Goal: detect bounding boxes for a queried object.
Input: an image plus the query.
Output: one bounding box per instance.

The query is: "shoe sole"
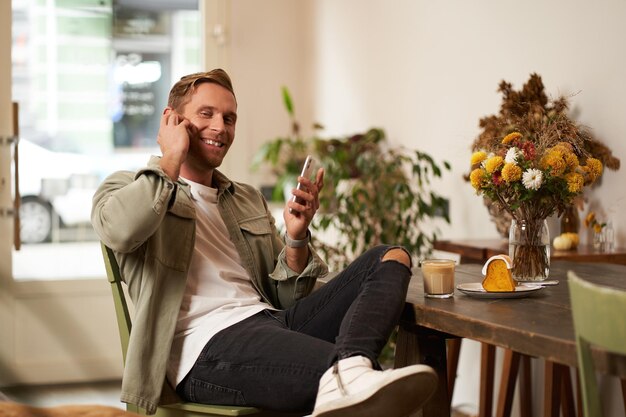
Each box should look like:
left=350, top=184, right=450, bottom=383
left=312, top=365, right=438, bottom=417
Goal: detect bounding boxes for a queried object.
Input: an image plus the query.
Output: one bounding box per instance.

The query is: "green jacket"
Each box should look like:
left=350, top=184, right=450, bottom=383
left=91, top=156, right=328, bottom=414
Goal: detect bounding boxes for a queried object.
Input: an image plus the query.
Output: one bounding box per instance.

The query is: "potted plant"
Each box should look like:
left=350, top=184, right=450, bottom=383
left=252, top=87, right=323, bottom=202
left=314, top=129, right=451, bottom=270
left=254, top=88, right=452, bottom=270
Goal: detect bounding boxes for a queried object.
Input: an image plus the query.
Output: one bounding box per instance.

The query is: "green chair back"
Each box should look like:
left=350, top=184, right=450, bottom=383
left=568, top=271, right=626, bottom=417
left=101, top=243, right=263, bottom=417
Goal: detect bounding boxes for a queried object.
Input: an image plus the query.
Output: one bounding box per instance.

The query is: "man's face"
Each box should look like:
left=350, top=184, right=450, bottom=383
left=181, top=82, right=237, bottom=171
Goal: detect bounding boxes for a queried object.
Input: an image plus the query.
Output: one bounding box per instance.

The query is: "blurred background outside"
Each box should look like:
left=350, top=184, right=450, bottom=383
left=11, top=0, right=201, bottom=279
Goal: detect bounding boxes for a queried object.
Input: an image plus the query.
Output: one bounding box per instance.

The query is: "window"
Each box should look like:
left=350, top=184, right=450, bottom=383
left=12, top=0, right=200, bottom=279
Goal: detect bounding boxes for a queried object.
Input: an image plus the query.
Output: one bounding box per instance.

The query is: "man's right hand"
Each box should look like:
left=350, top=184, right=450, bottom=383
left=158, top=107, right=194, bottom=181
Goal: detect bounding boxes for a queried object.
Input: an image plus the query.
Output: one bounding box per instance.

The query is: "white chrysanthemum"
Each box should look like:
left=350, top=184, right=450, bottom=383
left=505, top=147, right=521, bottom=164
left=522, top=168, right=543, bottom=190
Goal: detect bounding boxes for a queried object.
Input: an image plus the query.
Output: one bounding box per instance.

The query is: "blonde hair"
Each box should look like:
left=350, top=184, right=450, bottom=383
left=167, top=68, right=236, bottom=111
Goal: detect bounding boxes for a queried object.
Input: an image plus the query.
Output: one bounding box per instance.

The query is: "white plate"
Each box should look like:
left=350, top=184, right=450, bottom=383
left=456, top=282, right=545, bottom=299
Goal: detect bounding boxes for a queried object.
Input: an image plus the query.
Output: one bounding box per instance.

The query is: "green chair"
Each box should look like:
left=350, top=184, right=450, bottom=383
left=568, top=271, right=626, bottom=417
left=101, top=243, right=301, bottom=417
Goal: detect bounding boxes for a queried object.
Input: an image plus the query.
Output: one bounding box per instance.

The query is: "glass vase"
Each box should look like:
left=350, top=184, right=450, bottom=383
left=508, top=218, right=550, bottom=282
left=593, top=229, right=606, bottom=252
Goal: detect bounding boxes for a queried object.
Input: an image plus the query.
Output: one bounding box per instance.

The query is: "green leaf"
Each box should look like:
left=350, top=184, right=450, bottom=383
left=281, top=86, right=294, bottom=116
left=254, top=86, right=455, bottom=268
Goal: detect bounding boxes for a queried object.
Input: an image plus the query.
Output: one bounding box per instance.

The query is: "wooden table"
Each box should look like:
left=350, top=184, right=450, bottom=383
left=395, top=261, right=626, bottom=417
left=434, top=238, right=626, bottom=265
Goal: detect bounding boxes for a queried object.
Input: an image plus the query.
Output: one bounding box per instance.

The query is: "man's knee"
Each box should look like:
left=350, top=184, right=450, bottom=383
left=381, top=247, right=411, bottom=269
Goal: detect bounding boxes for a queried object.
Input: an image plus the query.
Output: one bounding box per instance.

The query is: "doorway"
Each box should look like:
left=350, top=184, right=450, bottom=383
left=0, top=0, right=223, bottom=387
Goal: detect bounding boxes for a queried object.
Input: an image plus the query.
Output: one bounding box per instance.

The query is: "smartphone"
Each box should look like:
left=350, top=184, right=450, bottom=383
left=289, top=155, right=316, bottom=214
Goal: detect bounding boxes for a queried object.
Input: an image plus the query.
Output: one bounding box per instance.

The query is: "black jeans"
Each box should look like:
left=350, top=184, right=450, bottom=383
left=176, top=245, right=412, bottom=413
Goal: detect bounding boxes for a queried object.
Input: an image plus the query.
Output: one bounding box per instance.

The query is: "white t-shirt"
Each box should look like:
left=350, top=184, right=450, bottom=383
left=166, top=178, right=273, bottom=386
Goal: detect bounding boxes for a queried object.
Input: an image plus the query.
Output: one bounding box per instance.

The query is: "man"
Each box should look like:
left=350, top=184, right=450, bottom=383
left=92, top=69, right=436, bottom=417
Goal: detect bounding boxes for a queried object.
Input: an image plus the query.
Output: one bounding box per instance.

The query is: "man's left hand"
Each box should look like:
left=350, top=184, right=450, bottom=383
left=284, top=167, right=325, bottom=240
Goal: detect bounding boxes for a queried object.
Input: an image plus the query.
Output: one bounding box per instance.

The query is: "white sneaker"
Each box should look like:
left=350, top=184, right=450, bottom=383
left=311, top=356, right=438, bottom=417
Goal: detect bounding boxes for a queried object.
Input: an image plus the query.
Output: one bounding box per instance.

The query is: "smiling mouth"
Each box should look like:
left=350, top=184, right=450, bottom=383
left=201, top=138, right=224, bottom=148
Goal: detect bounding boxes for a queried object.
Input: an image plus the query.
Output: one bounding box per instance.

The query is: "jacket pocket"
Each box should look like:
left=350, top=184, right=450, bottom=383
left=238, top=215, right=277, bottom=301
left=148, top=215, right=194, bottom=271
left=238, top=215, right=272, bottom=236
left=239, top=215, right=274, bottom=255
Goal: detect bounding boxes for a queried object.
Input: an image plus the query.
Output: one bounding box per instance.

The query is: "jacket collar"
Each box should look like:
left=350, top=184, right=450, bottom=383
left=211, top=169, right=236, bottom=196
left=146, top=155, right=235, bottom=194
left=176, top=168, right=235, bottom=198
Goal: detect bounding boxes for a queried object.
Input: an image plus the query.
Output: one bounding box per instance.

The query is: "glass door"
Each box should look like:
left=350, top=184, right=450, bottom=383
left=12, top=0, right=201, bottom=280
left=0, top=0, right=203, bottom=386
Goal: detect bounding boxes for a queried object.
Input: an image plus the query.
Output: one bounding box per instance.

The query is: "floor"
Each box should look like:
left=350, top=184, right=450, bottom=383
left=0, top=380, right=124, bottom=409
left=0, top=380, right=474, bottom=416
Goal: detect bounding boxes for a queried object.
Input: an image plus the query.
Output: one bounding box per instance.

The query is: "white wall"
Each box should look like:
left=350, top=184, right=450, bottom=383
left=225, top=0, right=625, bottom=244
left=223, top=1, right=626, bottom=414
left=304, top=2, right=626, bottom=413
left=222, top=0, right=313, bottom=186
left=306, top=0, right=626, bottom=243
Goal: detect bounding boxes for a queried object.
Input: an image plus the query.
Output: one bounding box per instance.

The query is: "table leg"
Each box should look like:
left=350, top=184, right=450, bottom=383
left=495, top=349, right=521, bottom=417
left=479, top=343, right=496, bottom=417
left=544, top=361, right=562, bottom=417
left=395, top=323, right=420, bottom=367
left=447, top=338, right=462, bottom=403
left=395, top=323, right=450, bottom=417
left=622, top=378, right=626, bottom=415
left=519, top=355, right=532, bottom=417
left=560, top=367, right=576, bottom=417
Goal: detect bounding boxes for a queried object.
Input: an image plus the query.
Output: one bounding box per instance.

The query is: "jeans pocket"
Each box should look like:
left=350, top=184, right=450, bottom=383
left=263, top=308, right=286, bottom=326
left=188, top=377, right=246, bottom=406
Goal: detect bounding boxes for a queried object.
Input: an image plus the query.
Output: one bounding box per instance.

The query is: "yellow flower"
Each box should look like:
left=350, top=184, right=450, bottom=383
left=470, top=168, right=487, bottom=190
left=564, top=172, right=584, bottom=193
left=501, top=163, right=522, bottom=183
left=554, top=142, right=573, bottom=153
left=585, top=158, right=603, bottom=183
left=579, top=165, right=591, bottom=184
left=471, top=151, right=488, bottom=166
left=501, top=132, right=522, bottom=144
left=585, top=210, right=606, bottom=233
left=484, top=156, right=504, bottom=174
left=540, top=150, right=566, bottom=176
left=584, top=212, right=596, bottom=228
left=564, top=152, right=579, bottom=171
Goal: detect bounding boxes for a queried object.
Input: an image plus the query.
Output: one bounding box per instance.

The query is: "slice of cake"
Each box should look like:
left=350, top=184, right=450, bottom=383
left=481, top=254, right=516, bottom=292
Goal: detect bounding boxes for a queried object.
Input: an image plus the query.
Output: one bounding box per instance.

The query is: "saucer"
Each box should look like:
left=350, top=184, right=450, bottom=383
left=456, top=282, right=544, bottom=299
